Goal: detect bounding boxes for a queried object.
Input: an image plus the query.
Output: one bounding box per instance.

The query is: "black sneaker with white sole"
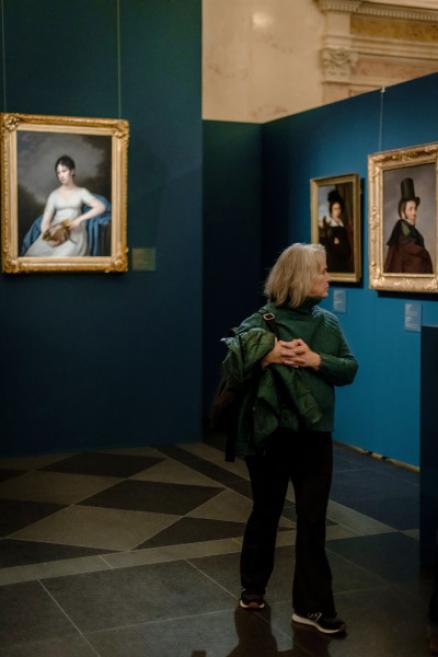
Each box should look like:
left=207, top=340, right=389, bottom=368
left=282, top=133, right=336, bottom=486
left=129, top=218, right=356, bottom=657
left=239, top=590, right=265, bottom=610
left=291, top=611, right=346, bottom=635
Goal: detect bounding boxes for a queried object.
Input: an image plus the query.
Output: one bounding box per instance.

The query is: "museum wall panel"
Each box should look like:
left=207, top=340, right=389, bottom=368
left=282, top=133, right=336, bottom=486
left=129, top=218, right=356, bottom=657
left=0, top=0, right=203, bottom=454
left=203, top=121, right=263, bottom=415
left=263, top=72, right=438, bottom=466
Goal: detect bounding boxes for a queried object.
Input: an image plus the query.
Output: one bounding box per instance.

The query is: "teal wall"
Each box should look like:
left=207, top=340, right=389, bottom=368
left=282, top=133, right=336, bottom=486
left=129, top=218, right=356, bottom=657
left=203, top=74, right=438, bottom=467
left=263, top=73, right=438, bottom=467
left=203, top=121, right=262, bottom=413
left=0, top=0, right=202, bottom=454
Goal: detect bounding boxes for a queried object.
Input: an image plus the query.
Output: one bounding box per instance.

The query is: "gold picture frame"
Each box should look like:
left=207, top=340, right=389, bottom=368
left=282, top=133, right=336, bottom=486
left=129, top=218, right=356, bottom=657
left=311, top=173, right=361, bottom=283
left=368, top=142, right=438, bottom=292
left=1, top=112, right=129, bottom=273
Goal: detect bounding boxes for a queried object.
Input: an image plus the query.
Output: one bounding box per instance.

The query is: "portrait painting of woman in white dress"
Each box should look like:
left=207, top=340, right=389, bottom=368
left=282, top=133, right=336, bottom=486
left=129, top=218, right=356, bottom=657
left=24, top=155, right=107, bottom=257
left=1, top=112, right=128, bottom=273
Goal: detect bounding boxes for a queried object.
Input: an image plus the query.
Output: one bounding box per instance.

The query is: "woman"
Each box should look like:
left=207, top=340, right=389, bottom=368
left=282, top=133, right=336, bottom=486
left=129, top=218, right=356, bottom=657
left=319, top=190, right=353, bottom=273
left=384, top=177, right=433, bottom=274
left=222, top=243, right=358, bottom=635
left=24, top=155, right=105, bottom=257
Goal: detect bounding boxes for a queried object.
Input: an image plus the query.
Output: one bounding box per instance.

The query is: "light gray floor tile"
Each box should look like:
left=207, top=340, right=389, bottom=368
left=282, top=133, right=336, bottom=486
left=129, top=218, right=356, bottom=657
left=131, top=457, right=221, bottom=487
left=103, top=537, right=242, bottom=569
left=326, top=524, right=357, bottom=541
left=4, top=634, right=98, bottom=657
left=180, top=442, right=230, bottom=462
left=188, top=488, right=254, bottom=523
left=403, top=528, right=420, bottom=541
left=0, top=471, right=121, bottom=505
left=270, top=587, right=427, bottom=657
left=326, top=499, right=395, bottom=536
left=11, top=506, right=180, bottom=551
left=0, top=581, right=79, bottom=648
left=43, top=561, right=236, bottom=632
left=86, top=607, right=306, bottom=657
left=0, top=555, right=110, bottom=586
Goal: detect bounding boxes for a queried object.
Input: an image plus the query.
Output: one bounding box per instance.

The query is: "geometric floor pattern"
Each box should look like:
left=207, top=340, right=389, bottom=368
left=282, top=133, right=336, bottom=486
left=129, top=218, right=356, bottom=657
left=0, top=435, right=429, bottom=656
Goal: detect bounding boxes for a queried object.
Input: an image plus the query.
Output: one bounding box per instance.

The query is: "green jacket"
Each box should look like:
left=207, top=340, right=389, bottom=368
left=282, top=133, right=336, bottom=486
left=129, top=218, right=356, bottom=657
left=222, top=300, right=358, bottom=456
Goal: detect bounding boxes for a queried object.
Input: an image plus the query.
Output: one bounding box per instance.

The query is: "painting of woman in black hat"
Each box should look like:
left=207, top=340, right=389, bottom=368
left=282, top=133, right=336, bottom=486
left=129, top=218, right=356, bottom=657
left=384, top=177, right=433, bottom=274
left=319, top=189, right=354, bottom=273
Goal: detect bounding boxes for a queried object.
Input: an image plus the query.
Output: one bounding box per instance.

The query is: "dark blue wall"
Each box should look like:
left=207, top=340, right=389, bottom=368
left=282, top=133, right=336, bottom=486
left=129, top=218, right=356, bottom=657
left=0, top=0, right=202, bottom=454
left=203, top=121, right=262, bottom=414
left=263, top=73, right=438, bottom=466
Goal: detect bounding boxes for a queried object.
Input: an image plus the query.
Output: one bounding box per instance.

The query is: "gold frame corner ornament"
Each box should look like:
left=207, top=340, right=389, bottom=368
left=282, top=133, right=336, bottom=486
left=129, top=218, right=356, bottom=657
left=368, top=142, right=438, bottom=293
left=0, top=112, right=129, bottom=274
left=310, top=172, right=361, bottom=283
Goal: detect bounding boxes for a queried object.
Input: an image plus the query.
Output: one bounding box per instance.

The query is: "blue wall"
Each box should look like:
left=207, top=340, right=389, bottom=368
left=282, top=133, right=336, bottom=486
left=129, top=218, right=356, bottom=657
left=263, top=73, right=438, bottom=466
left=203, top=121, right=262, bottom=414
left=0, top=0, right=202, bottom=454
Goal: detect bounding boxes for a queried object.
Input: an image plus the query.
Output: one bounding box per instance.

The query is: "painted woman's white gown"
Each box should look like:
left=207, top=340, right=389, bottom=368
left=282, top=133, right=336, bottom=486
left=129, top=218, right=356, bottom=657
left=25, top=187, right=97, bottom=257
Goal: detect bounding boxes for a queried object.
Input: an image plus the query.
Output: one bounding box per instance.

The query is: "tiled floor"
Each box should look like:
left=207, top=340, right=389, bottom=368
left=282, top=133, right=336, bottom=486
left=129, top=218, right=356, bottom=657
left=0, top=435, right=429, bottom=656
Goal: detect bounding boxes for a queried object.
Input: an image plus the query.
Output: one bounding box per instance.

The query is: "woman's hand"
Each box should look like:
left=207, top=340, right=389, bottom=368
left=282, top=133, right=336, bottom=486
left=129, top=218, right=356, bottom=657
left=262, top=339, right=300, bottom=368
left=285, top=339, right=321, bottom=369
left=261, top=338, right=321, bottom=370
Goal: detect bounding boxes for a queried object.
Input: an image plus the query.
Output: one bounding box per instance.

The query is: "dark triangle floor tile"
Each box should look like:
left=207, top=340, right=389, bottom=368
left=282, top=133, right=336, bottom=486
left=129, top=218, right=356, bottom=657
left=42, top=452, right=164, bottom=478
left=137, top=516, right=246, bottom=548
left=79, top=479, right=223, bottom=515
left=0, top=499, right=64, bottom=537
left=0, top=539, right=114, bottom=569
left=0, top=469, right=23, bottom=483
left=158, top=445, right=254, bottom=497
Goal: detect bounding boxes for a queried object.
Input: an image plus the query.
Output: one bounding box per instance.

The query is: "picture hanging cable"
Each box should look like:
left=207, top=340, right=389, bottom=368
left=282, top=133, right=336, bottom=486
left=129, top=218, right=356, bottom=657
left=1, top=0, right=7, bottom=112
left=116, top=0, right=122, bottom=118
left=378, top=86, right=386, bottom=152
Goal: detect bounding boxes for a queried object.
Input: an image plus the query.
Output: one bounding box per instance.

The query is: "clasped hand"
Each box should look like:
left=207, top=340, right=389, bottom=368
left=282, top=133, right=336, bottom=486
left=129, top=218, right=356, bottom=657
left=261, top=338, right=321, bottom=370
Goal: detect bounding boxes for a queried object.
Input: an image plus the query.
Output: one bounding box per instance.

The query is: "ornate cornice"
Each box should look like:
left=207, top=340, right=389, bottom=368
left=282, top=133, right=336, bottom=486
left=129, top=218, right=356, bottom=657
left=315, top=0, right=438, bottom=23
left=321, top=47, right=359, bottom=80
left=323, top=32, right=438, bottom=59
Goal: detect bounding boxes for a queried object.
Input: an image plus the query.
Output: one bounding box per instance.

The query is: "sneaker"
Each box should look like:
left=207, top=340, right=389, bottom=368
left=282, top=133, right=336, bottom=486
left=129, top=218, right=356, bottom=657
left=291, top=611, right=346, bottom=635
left=239, top=590, right=265, bottom=610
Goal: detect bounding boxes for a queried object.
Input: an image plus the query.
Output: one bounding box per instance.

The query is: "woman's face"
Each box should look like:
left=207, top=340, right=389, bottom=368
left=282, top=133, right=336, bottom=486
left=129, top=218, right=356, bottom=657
left=403, top=200, right=417, bottom=226
left=309, top=258, right=329, bottom=298
left=330, top=202, right=342, bottom=220
left=56, top=165, right=74, bottom=186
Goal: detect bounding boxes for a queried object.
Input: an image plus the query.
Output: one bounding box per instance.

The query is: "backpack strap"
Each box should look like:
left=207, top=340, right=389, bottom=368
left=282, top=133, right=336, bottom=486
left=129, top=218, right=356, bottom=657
left=259, top=310, right=280, bottom=339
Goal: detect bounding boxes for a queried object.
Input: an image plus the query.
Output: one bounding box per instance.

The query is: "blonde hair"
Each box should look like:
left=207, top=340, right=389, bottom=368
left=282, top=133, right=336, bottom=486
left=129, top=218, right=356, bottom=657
left=264, top=243, right=326, bottom=308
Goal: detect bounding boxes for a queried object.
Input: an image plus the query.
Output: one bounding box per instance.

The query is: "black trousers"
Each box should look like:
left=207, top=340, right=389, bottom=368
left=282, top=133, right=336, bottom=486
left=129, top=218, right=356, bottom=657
left=240, top=428, right=336, bottom=616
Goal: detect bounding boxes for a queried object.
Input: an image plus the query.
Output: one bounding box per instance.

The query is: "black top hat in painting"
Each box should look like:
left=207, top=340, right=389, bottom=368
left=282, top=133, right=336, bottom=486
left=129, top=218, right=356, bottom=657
left=398, top=177, right=420, bottom=218
left=400, top=177, right=420, bottom=206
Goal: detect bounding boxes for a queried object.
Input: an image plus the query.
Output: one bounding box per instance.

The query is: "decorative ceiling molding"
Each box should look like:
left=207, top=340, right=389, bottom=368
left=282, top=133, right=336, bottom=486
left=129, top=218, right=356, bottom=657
left=315, top=0, right=438, bottom=22
left=323, top=33, right=438, bottom=60
left=321, top=48, right=359, bottom=80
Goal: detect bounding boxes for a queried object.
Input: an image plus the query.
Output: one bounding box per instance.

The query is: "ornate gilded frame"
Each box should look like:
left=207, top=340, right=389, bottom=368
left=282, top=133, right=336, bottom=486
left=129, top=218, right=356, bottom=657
left=310, top=173, right=361, bottom=283
left=1, top=112, right=129, bottom=273
left=369, top=143, right=438, bottom=293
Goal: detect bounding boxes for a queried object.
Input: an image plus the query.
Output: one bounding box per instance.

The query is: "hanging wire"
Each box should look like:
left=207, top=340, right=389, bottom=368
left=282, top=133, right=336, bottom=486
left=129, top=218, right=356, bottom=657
left=116, top=0, right=122, bottom=117
left=378, top=86, right=386, bottom=151
left=1, top=0, right=7, bottom=111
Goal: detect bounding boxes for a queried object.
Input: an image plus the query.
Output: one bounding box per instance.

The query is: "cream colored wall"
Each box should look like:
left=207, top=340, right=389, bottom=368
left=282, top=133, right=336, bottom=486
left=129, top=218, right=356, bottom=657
left=202, top=0, right=325, bottom=123
left=203, top=0, right=438, bottom=124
